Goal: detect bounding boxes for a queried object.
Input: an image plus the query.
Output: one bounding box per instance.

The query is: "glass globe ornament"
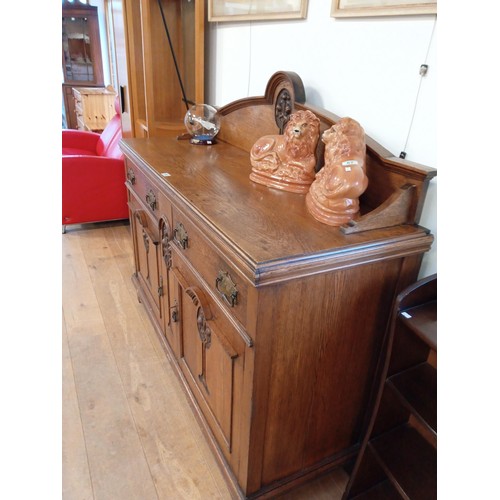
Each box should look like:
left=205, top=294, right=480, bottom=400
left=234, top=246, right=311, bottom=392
left=184, top=104, right=221, bottom=145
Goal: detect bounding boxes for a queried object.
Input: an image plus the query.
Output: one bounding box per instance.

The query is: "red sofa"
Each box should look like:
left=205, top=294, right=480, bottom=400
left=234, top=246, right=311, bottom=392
left=62, top=97, right=129, bottom=232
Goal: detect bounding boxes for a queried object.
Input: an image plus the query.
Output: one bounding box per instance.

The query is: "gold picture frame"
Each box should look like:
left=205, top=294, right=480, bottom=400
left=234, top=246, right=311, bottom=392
left=331, top=0, right=436, bottom=18
left=208, top=0, right=308, bottom=22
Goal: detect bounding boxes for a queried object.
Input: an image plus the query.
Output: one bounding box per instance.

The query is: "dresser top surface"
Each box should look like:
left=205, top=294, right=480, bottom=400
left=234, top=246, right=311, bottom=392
left=121, top=136, right=431, bottom=271
left=73, top=87, right=115, bottom=95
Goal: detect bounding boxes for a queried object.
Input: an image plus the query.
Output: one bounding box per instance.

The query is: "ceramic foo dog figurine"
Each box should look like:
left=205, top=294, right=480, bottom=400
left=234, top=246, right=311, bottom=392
left=249, top=110, right=321, bottom=194
left=306, top=117, right=368, bottom=226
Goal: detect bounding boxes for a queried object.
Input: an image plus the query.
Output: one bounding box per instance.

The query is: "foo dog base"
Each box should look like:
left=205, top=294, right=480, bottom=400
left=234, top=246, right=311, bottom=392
left=249, top=170, right=313, bottom=194
left=305, top=191, right=361, bottom=226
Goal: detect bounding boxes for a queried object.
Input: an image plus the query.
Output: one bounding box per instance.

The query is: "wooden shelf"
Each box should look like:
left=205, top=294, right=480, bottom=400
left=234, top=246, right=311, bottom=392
left=387, top=362, right=436, bottom=437
left=110, top=0, right=204, bottom=138
left=369, top=424, right=436, bottom=500
left=342, top=274, right=437, bottom=500
left=399, top=301, right=436, bottom=350
left=351, top=480, right=401, bottom=500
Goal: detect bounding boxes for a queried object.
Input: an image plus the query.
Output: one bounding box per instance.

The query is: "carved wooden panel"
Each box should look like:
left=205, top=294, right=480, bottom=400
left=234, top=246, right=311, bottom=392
left=174, top=260, right=242, bottom=456
left=129, top=199, right=161, bottom=316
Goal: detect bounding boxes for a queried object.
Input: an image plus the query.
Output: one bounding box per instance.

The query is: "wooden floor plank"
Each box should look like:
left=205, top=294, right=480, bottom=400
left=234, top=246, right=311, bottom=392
left=62, top=222, right=349, bottom=499
left=62, top=312, right=94, bottom=500
left=77, top=225, right=233, bottom=499
left=107, top=224, right=176, bottom=363
left=107, top=224, right=237, bottom=498
left=62, top=228, right=159, bottom=500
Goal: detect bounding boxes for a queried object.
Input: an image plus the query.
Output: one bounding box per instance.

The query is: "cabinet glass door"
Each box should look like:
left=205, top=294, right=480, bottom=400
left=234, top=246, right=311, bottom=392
left=62, top=1, right=103, bottom=86
left=62, top=15, right=95, bottom=82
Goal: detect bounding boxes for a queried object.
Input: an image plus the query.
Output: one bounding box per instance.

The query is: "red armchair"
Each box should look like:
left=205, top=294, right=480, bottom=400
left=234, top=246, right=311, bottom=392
left=62, top=97, right=129, bottom=232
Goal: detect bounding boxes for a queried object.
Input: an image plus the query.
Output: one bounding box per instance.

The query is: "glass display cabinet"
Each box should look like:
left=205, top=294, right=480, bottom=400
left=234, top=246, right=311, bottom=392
left=62, top=0, right=104, bottom=86
left=62, top=0, right=105, bottom=129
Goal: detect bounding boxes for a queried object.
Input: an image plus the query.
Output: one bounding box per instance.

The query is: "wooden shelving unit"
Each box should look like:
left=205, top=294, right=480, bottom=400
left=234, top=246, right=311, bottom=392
left=343, top=274, right=437, bottom=500
left=109, top=0, right=204, bottom=138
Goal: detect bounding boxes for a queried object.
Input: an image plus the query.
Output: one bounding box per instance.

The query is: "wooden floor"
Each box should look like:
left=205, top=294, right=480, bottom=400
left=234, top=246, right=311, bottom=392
left=62, top=221, right=349, bottom=500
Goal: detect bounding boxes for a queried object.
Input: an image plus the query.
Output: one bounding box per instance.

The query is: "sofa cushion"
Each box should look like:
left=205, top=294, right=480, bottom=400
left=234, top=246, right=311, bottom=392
left=62, top=147, right=96, bottom=156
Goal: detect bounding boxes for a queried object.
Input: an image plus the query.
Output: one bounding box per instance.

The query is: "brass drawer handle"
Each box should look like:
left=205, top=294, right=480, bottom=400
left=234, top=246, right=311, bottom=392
left=215, top=271, right=238, bottom=307
left=173, top=222, right=188, bottom=249
left=145, top=189, right=157, bottom=211
left=127, top=167, right=136, bottom=185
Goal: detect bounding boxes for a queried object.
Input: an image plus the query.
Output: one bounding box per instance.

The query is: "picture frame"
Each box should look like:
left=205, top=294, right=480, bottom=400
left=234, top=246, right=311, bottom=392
left=331, top=0, right=436, bottom=18
left=208, top=0, right=308, bottom=22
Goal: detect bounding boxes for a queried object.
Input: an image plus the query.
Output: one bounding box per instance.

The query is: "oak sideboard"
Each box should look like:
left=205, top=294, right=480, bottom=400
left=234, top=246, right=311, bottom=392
left=120, top=72, right=436, bottom=499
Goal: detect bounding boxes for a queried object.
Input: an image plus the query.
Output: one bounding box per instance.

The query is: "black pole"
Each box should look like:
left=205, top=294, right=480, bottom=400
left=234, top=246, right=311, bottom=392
left=157, top=0, right=191, bottom=111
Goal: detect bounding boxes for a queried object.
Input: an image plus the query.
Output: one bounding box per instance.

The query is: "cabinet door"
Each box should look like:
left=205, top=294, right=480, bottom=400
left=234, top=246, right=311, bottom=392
left=129, top=199, right=161, bottom=321
left=62, top=4, right=104, bottom=86
left=170, top=259, right=246, bottom=458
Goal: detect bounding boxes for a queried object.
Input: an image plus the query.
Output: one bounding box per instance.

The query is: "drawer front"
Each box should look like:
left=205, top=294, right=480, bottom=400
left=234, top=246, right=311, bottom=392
left=74, top=101, right=83, bottom=116
left=170, top=249, right=247, bottom=462
left=125, top=158, right=171, bottom=220
left=76, top=117, right=86, bottom=131
left=125, top=159, right=160, bottom=214
left=171, top=205, right=248, bottom=328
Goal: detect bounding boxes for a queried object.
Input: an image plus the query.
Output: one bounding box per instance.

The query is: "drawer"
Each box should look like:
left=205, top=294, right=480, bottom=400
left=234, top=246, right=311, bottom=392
left=125, top=158, right=172, bottom=223
left=171, top=205, right=248, bottom=328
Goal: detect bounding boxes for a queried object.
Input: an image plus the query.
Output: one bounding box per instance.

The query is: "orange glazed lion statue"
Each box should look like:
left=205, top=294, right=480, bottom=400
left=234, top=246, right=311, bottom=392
left=249, top=110, right=321, bottom=193
left=306, top=117, right=368, bottom=226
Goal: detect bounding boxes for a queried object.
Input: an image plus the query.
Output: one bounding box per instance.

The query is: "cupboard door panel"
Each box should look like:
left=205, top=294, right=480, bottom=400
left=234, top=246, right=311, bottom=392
left=171, top=263, right=243, bottom=455
left=129, top=200, right=161, bottom=319
left=203, top=321, right=238, bottom=450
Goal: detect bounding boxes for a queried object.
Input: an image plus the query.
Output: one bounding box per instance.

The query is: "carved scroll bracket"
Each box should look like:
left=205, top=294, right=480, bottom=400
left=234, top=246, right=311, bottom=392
left=340, top=184, right=416, bottom=234
left=185, top=288, right=212, bottom=347
left=265, top=71, right=306, bottom=134
left=275, top=89, right=292, bottom=134
left=185, top=286, right=213, bottom=395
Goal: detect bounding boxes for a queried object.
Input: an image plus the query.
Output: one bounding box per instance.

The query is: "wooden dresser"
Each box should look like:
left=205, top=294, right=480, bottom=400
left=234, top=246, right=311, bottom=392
left=120, top=72, right=436, bottom=499
left=72, top=86, right=116, bottom=133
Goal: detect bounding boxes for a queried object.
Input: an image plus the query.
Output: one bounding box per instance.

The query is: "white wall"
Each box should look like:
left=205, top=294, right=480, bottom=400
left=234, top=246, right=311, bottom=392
left=206, top=2, right=437, bottom=278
